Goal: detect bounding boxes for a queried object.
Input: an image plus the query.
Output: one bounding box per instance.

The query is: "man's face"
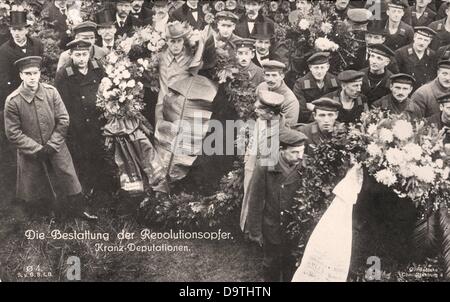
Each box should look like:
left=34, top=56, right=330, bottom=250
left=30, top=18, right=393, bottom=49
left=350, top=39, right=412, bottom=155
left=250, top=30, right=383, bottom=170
left=20, top=66, right=40, bottom=89
left=71, top=50, right=90, bottom=69
left=98, top=26, right=117, bottom=40
left=313, top=109, right=338, bottom=133
left=131, top=0, right=144, bottom=11
left=217, top=20, right=235, bottom=38
left=236, top=47, right=254, bottom=68
left=154, top=5, right=169, bottom=18
left=167, top=37, right=185, bottom=55
left=413, top=33, right=432, bottom=52
left=282, top=145, right=305, bottom=166
left=187, top=0, right=199, bottom=9
left=296, top=0, right=312, bottom=11
left=438, top=68, right=450, bottom=88
left=264, top=70, right=284, bottom=89
left=369, top=52, right=389, bottom=73
left=309, top=63, right=329, bottom=81
left=342, top=80, right=363, bottom=99
left=335, top=0, right=350, bottom=10
left=116, top=3, right=132, bottom=18
left=391, top=82, right=413, bottom=102
left=10, top=27, right=28, bottom=45
left=387, top=7, right=405, bottom=23
left=365, top=33, right=385, bottom=45
left=416, top=0, right=432, bottom=8
left=255, top=39, right=271, bottom=55
left=245, top=2, right=262, bottom=20
left=76, top=31, right=96, bottom=46
left=441, top=103, right=450, bottom=120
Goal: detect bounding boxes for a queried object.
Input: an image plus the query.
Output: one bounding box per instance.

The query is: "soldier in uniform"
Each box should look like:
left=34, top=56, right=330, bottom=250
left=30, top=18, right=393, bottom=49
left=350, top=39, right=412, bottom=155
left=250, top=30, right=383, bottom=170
left=57, top=21, right=108, bottom=70
left=235, top=0, right=275, bottom=39
left=429, top=2, right=450, bottom=50
left=426, top=92, right=450, bottom=129
left=384, top=0, right=414, bottom=51
left=324, top=70, right=369, bottom=124
left=361, top=44, right=396, bottom=105
left=298, top=97, right=343, bottom=148
left=405, top=0, right=437, bottom=27
left=256, top=60, right=300, bottom=127
left=54, top=40, right=112, bottom=199
left=395, top=26, right=438, bottom=90
left=4, top=56, right=95, bottom=220
left=114, top=0, right=144, bottom=38
left=293, top=52, right=339, bottom=123
left=372, top=73, right=422, bottom=119
left=234, top=38, right=265, bottom=87
left=95, top=9, right=117, bottom=53
left=169, top=0, right=207, bottom=30
left=412, top=58, right=450, bottom=118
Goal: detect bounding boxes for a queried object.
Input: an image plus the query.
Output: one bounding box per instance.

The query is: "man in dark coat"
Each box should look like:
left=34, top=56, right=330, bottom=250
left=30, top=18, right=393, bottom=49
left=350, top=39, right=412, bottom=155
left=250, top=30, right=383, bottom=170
left=130, top=0, right=154, bottom=24
left=427, top=92, right=450, bottom=129
left=372, top=73, right=422, bottom=119
left=54, top=40, right=112, bottom=197
left=169, top=0, right=207, bottom=30
left=114, top=0, right=144, bottom=39
left=41, top=0, right=73, bottom=49
left=384, top=0, right=414, bottom=51
left=235, top=0, right=275, bottom=39
left=251, top=20, right=289, bottom=68
left=395, top=26, right=438, bottom=90
left=429, top=2, right=450, bottom=50
left=405, top=0, right=437, bottom=27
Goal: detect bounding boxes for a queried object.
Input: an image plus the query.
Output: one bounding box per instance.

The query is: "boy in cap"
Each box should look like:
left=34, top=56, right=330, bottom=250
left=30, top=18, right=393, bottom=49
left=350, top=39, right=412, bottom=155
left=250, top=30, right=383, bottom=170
left=384, top=0, right=414, bottom=51
left=298, top=97, right=343, bottom=147
left=115, top=0, right=144, bottom=38
left=54, top=40, right=112, bottom=200
left=256, top=60, right=300, bottom=126
left=372, top=73, right=422, bottom=119
left=57, top=21, right=108, bottom=70
left=169, top=0, right=206, bottom=30
left=324, top=70, right=369, bottom=124
left=293, top=52, right=339, bottom=123
left=245, top=120, right=307, bottom=281
left=361, top=43, right=396, bottom=105
left=235, top=0, right=275, bottom=39
left=95, top=9, right=117, bottom=52
left=234, top=38, right=264, bottom=87
left=4, top=56, right=96, bottom=220
left=213, top=11, right=241, bottom=57
left=412, top=58, right=450, bottom=118
left=395, top=26, right=438, bottom=90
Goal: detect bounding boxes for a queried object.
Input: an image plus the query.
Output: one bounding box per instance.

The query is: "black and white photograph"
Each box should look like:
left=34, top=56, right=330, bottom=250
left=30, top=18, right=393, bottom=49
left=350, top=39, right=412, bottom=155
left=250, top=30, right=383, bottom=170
left=1, top=0, right=450, bottom=286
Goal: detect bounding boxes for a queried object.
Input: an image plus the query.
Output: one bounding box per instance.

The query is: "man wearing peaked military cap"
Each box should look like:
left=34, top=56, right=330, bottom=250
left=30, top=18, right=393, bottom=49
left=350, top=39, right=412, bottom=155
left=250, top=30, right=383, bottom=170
left=54, top=35, right=110, bottom=204
left=235, top=38, right=265, bottom=87
left=372, top=73, right=422, bottom=119
left=384, top=0, right=414, bottom=51
left=347, top=8, right=372, bottom=31
left=293, top=52, right=339, bottom=123
left=395, top=25, right=438, bottom=90
left=57, top=21, right=108, bottom=71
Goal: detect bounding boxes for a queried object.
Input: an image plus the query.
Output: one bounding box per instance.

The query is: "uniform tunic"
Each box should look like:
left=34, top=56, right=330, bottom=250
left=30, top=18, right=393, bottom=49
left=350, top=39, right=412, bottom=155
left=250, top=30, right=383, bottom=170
left=395, top=45, right=437, bottom=89
left=372, top=94, right=422, bottom=119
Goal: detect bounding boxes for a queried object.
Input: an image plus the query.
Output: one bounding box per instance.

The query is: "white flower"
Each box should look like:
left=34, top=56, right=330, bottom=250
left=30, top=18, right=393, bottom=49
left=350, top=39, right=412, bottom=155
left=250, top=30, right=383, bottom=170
left=320, top=22, right=333, bottom=34
left=107, top=52, right=119, bottom=64
left=156, top=39, right=166, bottom=50
left=298, top=19, right=310, bottom=30
left=436, top=159, right=444, bottom=169
left=399, top=165, right=415, bottom=178
left=375, top=169, right=397, bottom=187
left=314, top=37, right=339, bottom=52
left=101, top=77, right=113, bottom=90
left=442, top=167, right=450, bottom=179
left=392, top=120, right=414, bottom=141
left=379, top=128, right=394, bottom=143
left=403, top=143, right=423, bottom=161
left=113, top=77, right=121, bottom=85
left=385, top=147, right=406, bottom=166
left=121, top=70, right=131, bottom=79
left=367, top=123, right=378, bottom=136
left=367, top=142, right=382, bottom=157
left=414, top=165, right=435, bottom=183
left=119, top=81, right=127, bottom=90
left=127, top=80, right=136, bottom=88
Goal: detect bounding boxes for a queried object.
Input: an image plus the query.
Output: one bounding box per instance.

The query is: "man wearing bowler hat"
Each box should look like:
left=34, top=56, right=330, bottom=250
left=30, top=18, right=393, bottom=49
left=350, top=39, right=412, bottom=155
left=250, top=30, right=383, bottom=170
left=361, top=43, right=396, bottom=105
left=57, top=21, right=108, bottom=70
left=372, top=73, right=422, bottom=119
left=95, top=9, right=117, bottom=53
left=293, top=52, right=340, bottom=123
left=4, top=56, right=96, bottom=220
left=395, top=26, right=438, bottom=90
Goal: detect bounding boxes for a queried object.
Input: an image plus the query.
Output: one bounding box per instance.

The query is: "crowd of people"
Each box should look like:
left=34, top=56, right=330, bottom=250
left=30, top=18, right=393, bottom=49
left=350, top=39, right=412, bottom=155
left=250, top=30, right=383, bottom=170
left=1, top=0, right=450, bottom=282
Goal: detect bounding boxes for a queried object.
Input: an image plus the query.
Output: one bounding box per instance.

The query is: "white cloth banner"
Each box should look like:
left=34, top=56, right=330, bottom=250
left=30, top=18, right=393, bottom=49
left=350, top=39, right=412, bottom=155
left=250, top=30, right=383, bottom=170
left=292, top=165, right=363, bottom=282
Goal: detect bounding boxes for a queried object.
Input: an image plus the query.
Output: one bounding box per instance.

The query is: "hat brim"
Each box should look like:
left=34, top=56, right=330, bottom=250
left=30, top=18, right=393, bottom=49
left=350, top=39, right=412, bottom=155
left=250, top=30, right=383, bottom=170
left=10, top=23, right=29, bottom=29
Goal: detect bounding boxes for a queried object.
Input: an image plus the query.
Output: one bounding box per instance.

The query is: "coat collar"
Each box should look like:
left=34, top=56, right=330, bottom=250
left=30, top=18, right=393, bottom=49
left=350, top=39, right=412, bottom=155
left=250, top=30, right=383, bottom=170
left=19, top=82, right=44, bottom=103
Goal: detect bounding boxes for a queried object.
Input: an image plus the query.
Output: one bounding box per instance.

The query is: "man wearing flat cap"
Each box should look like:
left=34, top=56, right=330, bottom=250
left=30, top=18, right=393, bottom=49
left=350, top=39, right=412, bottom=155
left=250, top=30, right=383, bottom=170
left=245, top=121, right=307, bottom=281
left=114, top=0, right=144, bottom=38
left=234, top=38, right=265, bottom=87
left=256, top=60, right=300, bottom=126
left=384, top=0, right=414, bottom=51
left=427, top=92, right=450, bottom=130
left=169, top=0, right=207, bottom=30
left=324, top=70, right=369, bottom=124
left=0, top=11, right=44, bottom=206
left=395, top=26, right=438, bottom=90
left=346, top=8, right=372, bottom=32
left=54, top=40, right=113, bottom=200
left=3, top=56, right=95, bottom=220
left=298, top=97, right=343, bottom=148
left=213, top=11, right=241, bottom=58
left=429, top=2, right=450, bottom=50
left=293, top=52, right=340, bottom=123
left=235, top=0, right=275, bottom=39
left=372, top=73, right=422, bottom=119
left=361, top=43, right=395, bottom=105
left=57, top=21, right=108, bottom=71
left=412, top=58, right=450, bottom=118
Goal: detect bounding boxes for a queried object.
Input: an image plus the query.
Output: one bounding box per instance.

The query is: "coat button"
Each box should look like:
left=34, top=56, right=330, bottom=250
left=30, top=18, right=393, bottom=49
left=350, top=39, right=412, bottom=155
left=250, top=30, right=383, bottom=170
left=81, top=96, right=85, bottom=100
left=86, top=118, right=90, bottom=122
